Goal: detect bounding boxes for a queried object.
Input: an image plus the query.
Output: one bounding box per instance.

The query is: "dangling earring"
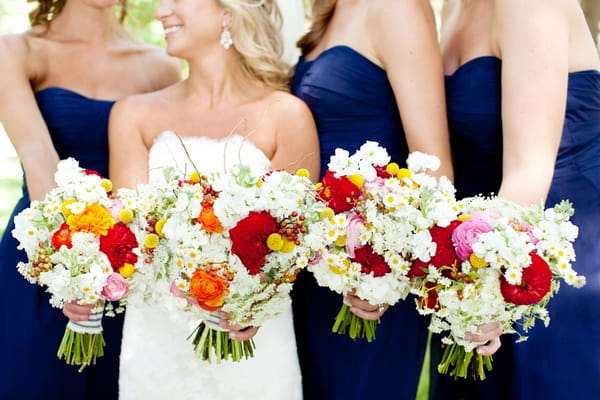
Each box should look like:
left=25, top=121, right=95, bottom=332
left=220, top=22, right=233, bottom=50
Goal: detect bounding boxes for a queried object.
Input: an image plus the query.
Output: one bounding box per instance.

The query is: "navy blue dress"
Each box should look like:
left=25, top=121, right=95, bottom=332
left=432, top=56, right=600, bottom=399
left=0, top=87, right=123, bottom=399
left=292, top=45, right=429, bottom=400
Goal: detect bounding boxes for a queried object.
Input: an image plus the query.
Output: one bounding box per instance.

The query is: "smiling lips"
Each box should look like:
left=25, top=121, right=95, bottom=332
left=164, top=25, right=182, bottom=37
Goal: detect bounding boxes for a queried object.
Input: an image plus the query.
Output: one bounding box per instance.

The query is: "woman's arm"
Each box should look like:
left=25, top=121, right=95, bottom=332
left=495, top=0, right=568, bottom=205
left=270, top=94, right=321, bottom=182
left=371, top=0, right=454, bottom=181
left=0, top=35, right=60, bottom=201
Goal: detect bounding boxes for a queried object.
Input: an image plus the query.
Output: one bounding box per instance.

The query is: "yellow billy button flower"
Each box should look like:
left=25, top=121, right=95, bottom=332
left=348, top=174, right=364, bottom=189
left=320, top=207, right=335, bottom=221
left=118, top=209, right=134, bottom=224
left=397, top=168, right=412, bottom=180
left=385, top=162, right=400, bottom=175
left=335, top=235, right=346, bottom=247
left=315, top=182, right=323, bottom=189
left=256, top=178, right=263, bottom=188
left=296, top=168, right=310, bottom=179
left=119, top=263, right=135, bottom=278
left=267, top=233, right=284, bottom=251
left=469, top=253, right=487, bottom=269
left=144, top=233, right=160, bottom=249
left=280, top=239, right=296, bottom=253
left=61, top=199, right=76, bottom=217
left=189, top=171, right=201, bottom=183
left=155, top=219, right=167, bottom=237
left=457, top=214, right=471, bottom=222
left=100, top=178, right=113, bottom=192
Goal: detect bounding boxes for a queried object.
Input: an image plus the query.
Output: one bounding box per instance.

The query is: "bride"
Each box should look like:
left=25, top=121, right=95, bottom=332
left=70, top=0, right=318, bottom=398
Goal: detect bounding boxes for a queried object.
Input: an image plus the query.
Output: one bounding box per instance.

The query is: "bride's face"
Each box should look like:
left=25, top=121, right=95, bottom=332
left=155, top=0, right=227, bottom=58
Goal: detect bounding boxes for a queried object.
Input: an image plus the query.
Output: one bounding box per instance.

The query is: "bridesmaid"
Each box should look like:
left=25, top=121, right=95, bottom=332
left=291, top=1, right=501, bottom=398
left=0, top=0, right=179, bottom=398
left=433, top=0, right=600, bottom=399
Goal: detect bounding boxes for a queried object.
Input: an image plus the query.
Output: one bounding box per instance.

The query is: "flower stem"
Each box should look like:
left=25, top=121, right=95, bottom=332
left=57, top=327, right=105, bottom=372
left=190, top=322, right=256, bottom=363
left=437, top=342, right=493, bottom=380
left=331, top=303, right=379, bottom=342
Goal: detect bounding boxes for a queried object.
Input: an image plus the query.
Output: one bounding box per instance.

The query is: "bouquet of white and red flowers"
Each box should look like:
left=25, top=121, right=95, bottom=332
left=308, top=142, right=457, bottom=341
left=139, top=163, right=325, bottom=362
left=409, top=196, right=584, bottom=380
left=12, top=158, right=140, bottom=370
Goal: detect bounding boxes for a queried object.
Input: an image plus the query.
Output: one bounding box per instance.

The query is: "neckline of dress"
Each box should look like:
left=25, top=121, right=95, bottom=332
left=34, top=86, right=115, bottom=103
left=301, top=45, right=384, bottom=72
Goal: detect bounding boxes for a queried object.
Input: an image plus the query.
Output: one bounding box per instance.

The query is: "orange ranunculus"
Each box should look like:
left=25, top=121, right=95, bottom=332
left=189, top=269, right=229, bottom=312
left=194, top=204, right=224, bottom=233
left=66, top=203, right=115, bottom=236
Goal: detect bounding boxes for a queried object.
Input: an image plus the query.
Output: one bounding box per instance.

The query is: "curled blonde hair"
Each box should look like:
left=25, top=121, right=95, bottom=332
left=28, top=0, right=128, bottom=28
left=218, top=0, right=289, bottom=91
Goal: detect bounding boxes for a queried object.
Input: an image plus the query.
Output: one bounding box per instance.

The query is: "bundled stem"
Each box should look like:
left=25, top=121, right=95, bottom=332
left=190, top=321, right=256, bottom=363
left=437, top=342, right=493, bottom=380
left=57, top=327, right=106, bottom=372
left=331, top=303, right=379, bottom=342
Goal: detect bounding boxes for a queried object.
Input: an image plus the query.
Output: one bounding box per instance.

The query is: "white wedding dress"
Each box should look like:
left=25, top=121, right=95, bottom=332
left=119, top=132, right=302, bottom=400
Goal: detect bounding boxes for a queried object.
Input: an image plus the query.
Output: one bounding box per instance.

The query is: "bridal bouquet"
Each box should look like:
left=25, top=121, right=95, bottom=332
left=409, top=196, right=584, bottom=380
left=149, top=164, right=324, bottom=362
left=308, top=142, right=457, bottom=341
left=12, top=158, right=139, bottom=371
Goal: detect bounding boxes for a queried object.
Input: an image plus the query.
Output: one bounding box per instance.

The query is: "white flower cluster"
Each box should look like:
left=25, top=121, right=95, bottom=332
left=12, top=158, right=117, bottom=307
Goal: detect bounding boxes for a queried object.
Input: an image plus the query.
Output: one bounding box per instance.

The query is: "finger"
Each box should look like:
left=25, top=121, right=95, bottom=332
left=345, top=294, right=380, bottom=312
left=349, top=304, right=388, bottom=321
left=476, top=336, right=501, bottom=356
left=229, top=326, right=259, bottom=341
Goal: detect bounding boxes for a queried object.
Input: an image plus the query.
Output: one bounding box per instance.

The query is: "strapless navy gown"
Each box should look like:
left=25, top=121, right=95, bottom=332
left=0, top=88, right=123, bottom=399
left=432, top=56, right=600, bottom=399
left=292, top=46, right=429, bottom=400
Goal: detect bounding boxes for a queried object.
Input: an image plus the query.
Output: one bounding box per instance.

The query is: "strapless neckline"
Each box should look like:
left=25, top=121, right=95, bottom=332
left=300, top=45, right=384, bottom=72
left=446, top=55, right=600, bottom=79
left=35, top=87, right=115, bottom=103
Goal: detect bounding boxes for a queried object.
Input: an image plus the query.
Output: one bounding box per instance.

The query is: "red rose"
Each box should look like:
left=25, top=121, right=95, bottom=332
left=51, top=222, right=73, bottom=250
left=99, top=223, right=139, bottom=270
left=500, top=253, right=552, bottom=305
left=409, top=220, right=462, bottom=277
left=229, top=211, right=278, bottom=275
left=352, top=245, right=391, bottom=277
left=319, top=170, right=362, bottom=213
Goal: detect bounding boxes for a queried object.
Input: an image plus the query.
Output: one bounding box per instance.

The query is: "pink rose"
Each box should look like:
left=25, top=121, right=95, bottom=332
left=108, top=199, right=124, bottom=221
left=451, top=216, right=492, bottom=261
left=345, top=213, right=364, bottom=258
left=101, top=272, right=129, bottom=301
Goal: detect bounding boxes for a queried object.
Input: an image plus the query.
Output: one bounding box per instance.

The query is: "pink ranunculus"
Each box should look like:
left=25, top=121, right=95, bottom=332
left=345, top=213, right=364, bottom=258
left=451, top=216, right=492, bottom=261
left=108, top=198, right=124, bottom=221
left=170, top=281, right=199, bottom=306
left=101, top=272, right=129, bottom=301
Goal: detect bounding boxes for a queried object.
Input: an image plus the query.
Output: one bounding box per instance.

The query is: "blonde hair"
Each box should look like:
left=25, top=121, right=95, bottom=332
left=297, top=0, right=336, bottom=56
left=218, top=0, right=289, bottom=91
left=28, top=0, right=128, bottom=28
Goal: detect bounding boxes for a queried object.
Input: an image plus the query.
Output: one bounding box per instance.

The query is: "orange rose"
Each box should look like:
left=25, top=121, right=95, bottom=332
left=189, top=269, right=229, bottom=312
left=194, top=204, right=224, bottom=233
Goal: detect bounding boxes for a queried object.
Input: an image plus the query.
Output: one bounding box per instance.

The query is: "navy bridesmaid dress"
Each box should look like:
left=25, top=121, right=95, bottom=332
left=432, top=56, right=600, bottom=399
left=0, top=88, right=123, bottom=399
left=292, top=45, right=429, bottom=400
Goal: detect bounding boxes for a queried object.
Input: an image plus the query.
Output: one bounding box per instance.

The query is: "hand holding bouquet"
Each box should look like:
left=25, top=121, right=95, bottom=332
left=410, top=196, right=584, bottom=379
left=308, top=142, right=457, bottom=341
left=143, top=163, right=324, bottom=362
left=12, top=159, right=139, bottom=371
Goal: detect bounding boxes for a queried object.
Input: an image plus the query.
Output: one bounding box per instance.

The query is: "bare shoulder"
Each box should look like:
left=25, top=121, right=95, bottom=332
left=265, top=90, right=313, bottom=124
left=494, top=0, right=564, bottom=26
left=119, top=39, right=181, bottom=89
left=0, top=33, right=29, bottom=62
left=368, top=0, right=435, bottom=26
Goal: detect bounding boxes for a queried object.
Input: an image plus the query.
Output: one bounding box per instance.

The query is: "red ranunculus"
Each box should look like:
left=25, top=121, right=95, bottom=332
left=99, top=223, right=138, bottom=270
left=229, top=211, right=279, bottom=275
left=84, top=169, right=103, bottom=178
left=352, top=245, right=391, bottom=277
left=51, top=222, right=73, bottom=250
left=319, top=170, right=362, bottom=213
left=409, top=220, right=462, bottom=277
left=500, top=253, right=552, bottom=305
